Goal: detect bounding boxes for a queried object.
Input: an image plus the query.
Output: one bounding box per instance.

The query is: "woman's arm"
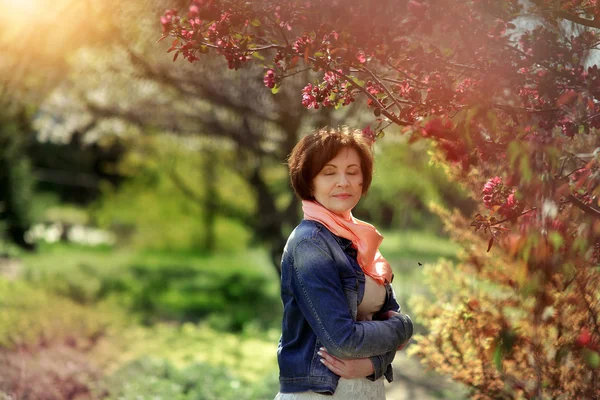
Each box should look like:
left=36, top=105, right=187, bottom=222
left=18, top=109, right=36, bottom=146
left=317, top=282, right=411, bottom=380
left=322, top=286, right=411, bottom=381
left=290, top=238, right=413, bottom=359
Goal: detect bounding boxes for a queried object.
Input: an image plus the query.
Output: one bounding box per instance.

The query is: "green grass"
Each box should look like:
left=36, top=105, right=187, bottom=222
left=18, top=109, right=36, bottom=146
left=19, top=243, right=281, bottom=330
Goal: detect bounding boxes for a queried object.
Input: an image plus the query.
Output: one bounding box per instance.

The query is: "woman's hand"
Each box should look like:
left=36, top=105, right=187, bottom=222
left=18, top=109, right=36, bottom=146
left=318, top=348, right=374, bottom=378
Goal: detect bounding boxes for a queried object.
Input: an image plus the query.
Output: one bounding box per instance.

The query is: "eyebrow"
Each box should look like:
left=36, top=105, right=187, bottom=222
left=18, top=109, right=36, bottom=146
left=324, top=163, right=360, bottom=168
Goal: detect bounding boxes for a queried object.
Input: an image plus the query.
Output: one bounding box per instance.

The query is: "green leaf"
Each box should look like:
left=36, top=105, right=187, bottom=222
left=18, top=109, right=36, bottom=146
left=271, top=84, right=280, bottom=94
left=555, top=345, right=569, bottom=363
left=313, top=51, right=324, bottom=57
left=519, top=156, right=532, bottom=183
left=508, top=141, right=522, bottom=167
left=583, top=349, right=600, bottom=368
left=548, top=231, right=564, bottom=250
left=493, top=346, right=503, bottom=372
left=251, top=19, right=261, bottom=27
left=350, top=77, right=365, bottom=87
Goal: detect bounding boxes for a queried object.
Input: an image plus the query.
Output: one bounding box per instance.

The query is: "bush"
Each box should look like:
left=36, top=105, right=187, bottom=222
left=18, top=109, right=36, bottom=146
left=0, top=278, right=125, bottom=350
left=94, top=322, right=280, bottom=400
left=101, top=356, right=278, bottom=400
left=0, top=276, right=279, bottom=400
left=21, top=246, right=281, bottom=330
left=0, top=345, right=101, bottom=400
left=0, top=278, right=126, bottom=400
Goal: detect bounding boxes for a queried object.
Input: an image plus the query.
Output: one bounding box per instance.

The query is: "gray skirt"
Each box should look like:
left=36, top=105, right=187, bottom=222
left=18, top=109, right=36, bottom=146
left=275, top=376, right=385, bottom=400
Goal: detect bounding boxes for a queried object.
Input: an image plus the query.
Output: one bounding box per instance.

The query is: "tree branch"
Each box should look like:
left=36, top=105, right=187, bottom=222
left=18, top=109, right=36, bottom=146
left=567, top=194, right=600, bottom=219
left=124, top=46, right=282, bottom=127
left=490, top=208, right=537, bottom=226
left=530, top=0, right=600, bottom=29
left=84, top=100, right=276, bottom=160
left=316, top=61, right=411, bottom=126
left=361, top=65, right=410, bottom=112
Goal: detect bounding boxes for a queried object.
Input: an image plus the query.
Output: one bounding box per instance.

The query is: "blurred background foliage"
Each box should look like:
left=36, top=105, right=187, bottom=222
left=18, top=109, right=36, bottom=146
left=0, top=0, right=473, bottom=398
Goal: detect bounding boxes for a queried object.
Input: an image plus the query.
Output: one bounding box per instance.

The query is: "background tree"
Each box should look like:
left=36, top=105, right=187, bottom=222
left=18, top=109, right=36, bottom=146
left=34, top=1, right=364, bottom=271
left=158, top=0, right=600, bottom=397
left=0, top=0, right=115, bottom=250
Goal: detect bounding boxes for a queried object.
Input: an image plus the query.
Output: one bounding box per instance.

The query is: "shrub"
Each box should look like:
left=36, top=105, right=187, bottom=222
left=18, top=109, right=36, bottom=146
left=21, top=247, right=281, bottom=330
left=101, top=357, right=278, bottom=400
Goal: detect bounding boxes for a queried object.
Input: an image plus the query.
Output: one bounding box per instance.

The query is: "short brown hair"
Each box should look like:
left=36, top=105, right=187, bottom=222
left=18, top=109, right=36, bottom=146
left=287, top=127, right=374, bottom=200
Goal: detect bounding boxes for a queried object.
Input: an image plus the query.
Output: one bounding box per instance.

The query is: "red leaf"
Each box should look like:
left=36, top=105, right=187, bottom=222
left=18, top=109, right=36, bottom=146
left=556, top=90, right=578, bottom=106
left=167, top=39, right=179, bottom=53
left=290, top=56, right=299, bottom=68
left=588, top=98, right=595, bottom=111
left=577, top=328, right=592, bottom=347
left=487, top=237, right=494, bottom=252
left=173, top=51, right=180, bottom=62
left=467, top=299, right=480, bottom=311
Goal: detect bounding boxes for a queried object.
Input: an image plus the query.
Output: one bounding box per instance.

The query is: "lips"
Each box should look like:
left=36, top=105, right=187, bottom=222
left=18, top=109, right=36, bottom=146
left=333, top=193, right=352, bottom=199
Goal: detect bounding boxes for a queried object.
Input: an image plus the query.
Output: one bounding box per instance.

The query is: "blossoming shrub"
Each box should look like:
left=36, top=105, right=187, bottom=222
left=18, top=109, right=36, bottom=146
left=409, top=205, right=600, bottom=399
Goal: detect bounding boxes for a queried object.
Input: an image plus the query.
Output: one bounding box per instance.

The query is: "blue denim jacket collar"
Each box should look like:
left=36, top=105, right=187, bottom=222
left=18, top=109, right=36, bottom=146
left=331, top=234, right=353, bottom=250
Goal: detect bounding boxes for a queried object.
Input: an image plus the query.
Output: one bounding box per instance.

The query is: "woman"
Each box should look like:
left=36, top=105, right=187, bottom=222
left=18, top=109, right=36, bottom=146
left=276, top=127, right=413, bottom=399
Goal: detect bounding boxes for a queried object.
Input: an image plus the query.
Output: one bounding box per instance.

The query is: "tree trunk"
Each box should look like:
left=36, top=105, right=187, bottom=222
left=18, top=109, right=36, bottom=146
left=0, top=110, right=36, bottom=251
left=203, top=150, right=217, bottom=253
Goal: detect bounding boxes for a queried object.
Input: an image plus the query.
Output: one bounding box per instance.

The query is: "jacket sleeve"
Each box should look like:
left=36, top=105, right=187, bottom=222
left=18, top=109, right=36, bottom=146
left=290, top=238, right=413, bottom=360
left=367, top=352, right=396, bottom=382
left=367, top=284, right=405, bottom=381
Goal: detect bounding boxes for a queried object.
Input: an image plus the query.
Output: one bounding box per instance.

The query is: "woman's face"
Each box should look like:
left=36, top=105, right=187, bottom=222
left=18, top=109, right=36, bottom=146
left=312, top=147, right=363, bottom=218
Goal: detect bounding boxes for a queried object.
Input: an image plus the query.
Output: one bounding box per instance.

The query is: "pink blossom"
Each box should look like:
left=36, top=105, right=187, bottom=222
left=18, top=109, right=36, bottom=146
left=482, top=176, right=502, bottom=194
left=361, top=126, right=376, bottom=143
left=263, top=69, right=276, bottom=88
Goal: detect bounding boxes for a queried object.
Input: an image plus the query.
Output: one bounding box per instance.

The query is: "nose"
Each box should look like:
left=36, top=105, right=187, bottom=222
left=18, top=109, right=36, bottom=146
left=337, top=174, right=350, bottom=187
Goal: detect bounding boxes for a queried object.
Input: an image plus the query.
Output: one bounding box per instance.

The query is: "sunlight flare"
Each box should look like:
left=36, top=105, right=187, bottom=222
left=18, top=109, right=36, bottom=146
left=3, top=0, right=41, bottom=13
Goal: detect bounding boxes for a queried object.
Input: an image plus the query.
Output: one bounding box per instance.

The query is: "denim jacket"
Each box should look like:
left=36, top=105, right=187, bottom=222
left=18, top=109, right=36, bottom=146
left=277, top=220, right=414, bottom=394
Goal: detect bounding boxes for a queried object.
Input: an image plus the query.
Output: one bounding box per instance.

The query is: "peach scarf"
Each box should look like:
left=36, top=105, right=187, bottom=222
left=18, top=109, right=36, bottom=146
left=302, top=200, right=393, bottom=285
